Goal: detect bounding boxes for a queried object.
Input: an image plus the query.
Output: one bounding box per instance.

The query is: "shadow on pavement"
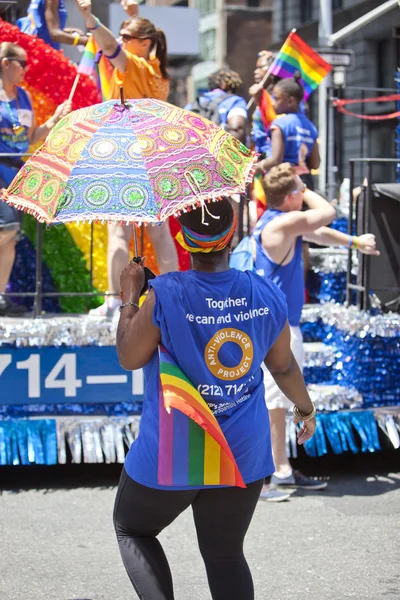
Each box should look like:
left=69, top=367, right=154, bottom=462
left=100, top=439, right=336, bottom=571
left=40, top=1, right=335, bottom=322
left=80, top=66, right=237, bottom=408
left=0, top=448, right=399, bottom=496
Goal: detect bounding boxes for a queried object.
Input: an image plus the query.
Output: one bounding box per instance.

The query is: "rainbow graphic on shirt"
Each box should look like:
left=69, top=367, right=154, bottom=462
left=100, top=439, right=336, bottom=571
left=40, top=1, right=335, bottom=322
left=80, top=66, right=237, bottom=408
left=158, top=346, right=246, bottom=488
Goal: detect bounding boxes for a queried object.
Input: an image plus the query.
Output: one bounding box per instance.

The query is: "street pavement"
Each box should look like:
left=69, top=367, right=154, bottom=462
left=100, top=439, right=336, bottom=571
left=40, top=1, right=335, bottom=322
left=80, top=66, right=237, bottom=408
left=1, top=454, right=399, bottom=600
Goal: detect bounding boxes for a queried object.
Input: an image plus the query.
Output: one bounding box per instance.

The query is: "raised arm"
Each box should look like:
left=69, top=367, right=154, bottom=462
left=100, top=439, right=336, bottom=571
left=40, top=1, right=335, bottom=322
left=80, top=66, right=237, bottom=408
left=75, top=0, right=128, bottom=71
left=264, top=321, right=316, bottom=445
left=120, top=0, right=139, bottom=18
left=304, top=227, right=380, bottom=255
left=117, top=260, right=161, bottom=371
left=279, top=189, right=336, bottom=237
left=45, top=0, right=88, bottom=46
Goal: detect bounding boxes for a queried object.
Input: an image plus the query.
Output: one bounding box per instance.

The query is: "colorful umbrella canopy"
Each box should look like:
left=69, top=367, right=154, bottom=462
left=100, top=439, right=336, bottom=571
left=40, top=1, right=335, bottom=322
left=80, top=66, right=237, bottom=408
left=2, top=98, right=257, bottom=225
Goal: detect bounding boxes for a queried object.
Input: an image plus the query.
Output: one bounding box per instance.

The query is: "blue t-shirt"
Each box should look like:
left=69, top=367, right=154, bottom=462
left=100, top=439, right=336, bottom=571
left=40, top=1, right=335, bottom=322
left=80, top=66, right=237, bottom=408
left=253, top=209, right=304, bottom=327
left=124, top=268, right=287, bottom=490
left=185, top=90, right=248, bottom=127
left=270, top=112, right=318, bottom=169
left=251, top=106, right=270, bottom=157
left=20, top=0, right=68, bottom=50
left=0, top=87, right=33, bottom=157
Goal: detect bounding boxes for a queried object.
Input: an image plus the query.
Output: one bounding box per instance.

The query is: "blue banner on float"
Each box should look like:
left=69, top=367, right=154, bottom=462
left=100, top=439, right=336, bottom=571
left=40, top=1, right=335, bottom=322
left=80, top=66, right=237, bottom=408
left=0, top=347, right=144, bottom=405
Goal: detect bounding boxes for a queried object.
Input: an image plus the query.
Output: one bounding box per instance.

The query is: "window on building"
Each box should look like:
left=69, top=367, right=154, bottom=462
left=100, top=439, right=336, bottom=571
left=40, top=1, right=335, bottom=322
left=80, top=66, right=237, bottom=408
left=247, top=0, right=260, bottom=7
left=368, top=122, right=396, bottom=182
left=376, top=39, right=397, bottom=90
left=200, top=29, right=216, bottom=61
left=300, top=0, right=313, bottom=23
left=195, top=0, right=216, bottom=16
left=332, top=0, right=343, bottom=10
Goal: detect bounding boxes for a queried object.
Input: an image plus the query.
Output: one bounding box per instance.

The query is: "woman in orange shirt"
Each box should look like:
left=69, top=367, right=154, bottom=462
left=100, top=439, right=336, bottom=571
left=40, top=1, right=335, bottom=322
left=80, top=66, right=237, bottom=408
left=75, top=0, right=178, bottom=318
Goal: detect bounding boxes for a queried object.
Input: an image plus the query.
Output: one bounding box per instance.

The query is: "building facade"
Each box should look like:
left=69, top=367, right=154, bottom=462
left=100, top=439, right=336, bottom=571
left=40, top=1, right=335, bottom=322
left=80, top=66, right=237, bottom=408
left=272, top=0, right=400, bottom=188
left=189, top=0, right=272, bottom=102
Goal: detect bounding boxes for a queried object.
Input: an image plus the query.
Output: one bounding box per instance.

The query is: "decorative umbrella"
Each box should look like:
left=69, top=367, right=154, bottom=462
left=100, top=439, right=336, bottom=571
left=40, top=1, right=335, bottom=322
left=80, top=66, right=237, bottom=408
left=1, top=98, right=257, bottom=227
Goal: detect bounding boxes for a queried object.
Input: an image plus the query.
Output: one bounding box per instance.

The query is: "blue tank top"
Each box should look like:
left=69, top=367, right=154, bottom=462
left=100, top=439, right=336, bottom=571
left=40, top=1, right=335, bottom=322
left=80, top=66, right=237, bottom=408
left=270, top=112, right=318, bottom=169
left=0, top=87, right=33, bottom=156
left=26, top=0, right=67, bottom=50
left=124, top=268, right=287, bottom=490
left=253, top=209, right=304, bottom=327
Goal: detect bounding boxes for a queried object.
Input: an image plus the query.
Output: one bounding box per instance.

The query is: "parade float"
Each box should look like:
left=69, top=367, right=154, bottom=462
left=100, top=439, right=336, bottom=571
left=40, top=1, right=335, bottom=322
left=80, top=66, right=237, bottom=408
left=0, top=21, right=399, bottom=466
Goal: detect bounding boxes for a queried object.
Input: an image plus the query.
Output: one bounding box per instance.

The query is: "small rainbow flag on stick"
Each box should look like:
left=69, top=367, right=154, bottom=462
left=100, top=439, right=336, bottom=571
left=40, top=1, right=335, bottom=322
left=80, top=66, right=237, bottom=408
left=158, top=346, right=246, bottom=488
left=270, top=29, right=332, bottom=100
left=253, top=171, right=267, bottom=209
left=259, top=89, right=276, bottom=131
left=78, top=37, right=113, bottom=101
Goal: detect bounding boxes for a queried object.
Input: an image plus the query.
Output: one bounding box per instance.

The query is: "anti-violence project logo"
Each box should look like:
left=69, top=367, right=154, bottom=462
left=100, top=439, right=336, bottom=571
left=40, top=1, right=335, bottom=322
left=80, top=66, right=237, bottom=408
left=204, top=328, right=254, bottom=381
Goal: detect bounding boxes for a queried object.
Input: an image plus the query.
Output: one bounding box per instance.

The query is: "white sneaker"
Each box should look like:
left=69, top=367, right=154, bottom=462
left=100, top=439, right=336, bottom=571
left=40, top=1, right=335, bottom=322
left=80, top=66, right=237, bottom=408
left=88, top=298, right=121, bottom=319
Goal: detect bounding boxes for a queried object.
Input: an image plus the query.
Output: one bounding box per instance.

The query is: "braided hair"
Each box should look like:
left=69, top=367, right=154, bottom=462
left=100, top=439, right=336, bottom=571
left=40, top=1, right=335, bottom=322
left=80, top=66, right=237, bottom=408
left=208, top=68, right=242, bottom=94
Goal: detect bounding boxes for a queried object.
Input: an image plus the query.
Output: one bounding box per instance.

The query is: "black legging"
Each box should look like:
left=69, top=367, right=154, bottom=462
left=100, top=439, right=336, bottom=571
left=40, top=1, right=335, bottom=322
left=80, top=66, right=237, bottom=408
left=113, top=468, right=263, bottom=600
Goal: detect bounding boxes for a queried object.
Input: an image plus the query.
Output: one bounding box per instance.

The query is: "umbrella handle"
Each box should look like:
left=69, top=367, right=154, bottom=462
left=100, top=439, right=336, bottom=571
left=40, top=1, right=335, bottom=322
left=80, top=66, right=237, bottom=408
left=131, top=257, right=156, bottom=297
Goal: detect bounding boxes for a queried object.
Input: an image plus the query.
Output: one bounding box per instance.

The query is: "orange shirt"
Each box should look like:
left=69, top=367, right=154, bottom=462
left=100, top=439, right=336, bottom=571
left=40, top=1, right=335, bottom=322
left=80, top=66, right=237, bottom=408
left=109, top=51, right=169, bottom=101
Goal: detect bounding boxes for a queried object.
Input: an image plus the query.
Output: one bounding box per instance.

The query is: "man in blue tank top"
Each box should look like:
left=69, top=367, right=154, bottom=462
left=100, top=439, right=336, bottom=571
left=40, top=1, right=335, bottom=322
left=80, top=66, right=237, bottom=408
left=257, top=163, right=380, bottom=494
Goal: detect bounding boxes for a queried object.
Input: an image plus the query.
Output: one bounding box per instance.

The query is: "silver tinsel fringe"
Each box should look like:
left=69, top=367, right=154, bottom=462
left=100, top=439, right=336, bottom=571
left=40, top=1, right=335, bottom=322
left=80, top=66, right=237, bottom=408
left=0, top=316, right=118, bottom=347
left=302, top=302, right=400, bottom=338
left=1, top=304, right=398, bottom=347
left=56, top=417, right=141, bottom=464
left=309, top=248, right=358, bottom=275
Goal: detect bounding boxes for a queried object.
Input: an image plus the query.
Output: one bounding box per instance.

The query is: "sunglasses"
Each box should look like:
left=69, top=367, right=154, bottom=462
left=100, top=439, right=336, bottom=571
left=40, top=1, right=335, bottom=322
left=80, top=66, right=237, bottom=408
left=291, top=183, right=307, bottom=195
left=120, top=34, right=138, bottom=42
left=9, top=58, right=27, bottom=68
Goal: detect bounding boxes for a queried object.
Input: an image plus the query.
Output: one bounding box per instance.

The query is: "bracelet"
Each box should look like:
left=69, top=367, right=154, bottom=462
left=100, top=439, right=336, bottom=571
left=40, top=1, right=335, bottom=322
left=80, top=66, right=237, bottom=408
left=348, top=235, right=359, bottom=250
left=293, top=404, right=316, bottom=422
left=87, top=16, right=101, bottom=31
left=119, top=301, right=140, bottom=312
left=72, top=32, right=80, bottom=46
left=104, top=44, right=122, bottom=60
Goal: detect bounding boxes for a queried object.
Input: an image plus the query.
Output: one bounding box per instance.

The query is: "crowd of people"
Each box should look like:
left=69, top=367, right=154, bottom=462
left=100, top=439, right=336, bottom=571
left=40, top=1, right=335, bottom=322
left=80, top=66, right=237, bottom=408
left=0, top=1, right=380, bottom=598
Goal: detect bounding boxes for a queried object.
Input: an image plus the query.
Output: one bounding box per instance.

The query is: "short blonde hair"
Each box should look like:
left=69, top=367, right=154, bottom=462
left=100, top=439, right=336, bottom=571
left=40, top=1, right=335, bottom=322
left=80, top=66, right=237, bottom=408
left=263, top=163, right=297, bottom=208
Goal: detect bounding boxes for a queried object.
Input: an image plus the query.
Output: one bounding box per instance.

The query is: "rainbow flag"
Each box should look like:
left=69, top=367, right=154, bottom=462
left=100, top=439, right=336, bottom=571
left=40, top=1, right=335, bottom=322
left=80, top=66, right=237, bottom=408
left=78, top=37, right=113, bottom=101
left=259, top=89, right=276, bottom=130
left=158, top=346, right=246, bottom=488
left=253, top=171, right=267, bottom=208
left=270, top=30, right=332, bottom=100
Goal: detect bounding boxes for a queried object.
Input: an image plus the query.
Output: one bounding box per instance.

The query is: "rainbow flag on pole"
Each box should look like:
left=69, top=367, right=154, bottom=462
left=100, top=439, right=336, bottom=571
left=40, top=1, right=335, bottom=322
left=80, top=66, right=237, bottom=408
left=158, top=346, right=246, bottom=488
left=78, top=37, right=113, bottom=101
left=259, top=89, right=276, bottom=130
left=270, top=29, right=332, bottom=99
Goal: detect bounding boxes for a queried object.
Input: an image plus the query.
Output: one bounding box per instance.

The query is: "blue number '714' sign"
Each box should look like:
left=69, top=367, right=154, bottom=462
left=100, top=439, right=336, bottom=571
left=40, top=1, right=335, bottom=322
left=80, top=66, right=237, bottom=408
left=0, top=347, right=144, bottom=405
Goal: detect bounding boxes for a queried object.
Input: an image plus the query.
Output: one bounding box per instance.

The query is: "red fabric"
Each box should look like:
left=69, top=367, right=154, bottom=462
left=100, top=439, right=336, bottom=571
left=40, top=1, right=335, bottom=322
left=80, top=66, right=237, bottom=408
left=0, top=19, right=101, bottom=114
left=333, top=94, right=400, bottom=121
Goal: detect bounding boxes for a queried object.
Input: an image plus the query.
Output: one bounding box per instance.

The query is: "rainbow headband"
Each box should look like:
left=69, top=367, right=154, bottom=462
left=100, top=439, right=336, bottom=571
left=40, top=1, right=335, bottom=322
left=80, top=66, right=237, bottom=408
left=176, top=211, right=237, bottom=254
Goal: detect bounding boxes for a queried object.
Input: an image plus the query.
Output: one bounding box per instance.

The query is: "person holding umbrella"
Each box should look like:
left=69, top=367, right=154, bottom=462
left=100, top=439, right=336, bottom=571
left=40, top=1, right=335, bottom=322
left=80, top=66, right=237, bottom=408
left=114, top=197, right=317, bottom=600
left=75, top=0, right=178, bottom=319
left=2, top=97, right=318, bottom=594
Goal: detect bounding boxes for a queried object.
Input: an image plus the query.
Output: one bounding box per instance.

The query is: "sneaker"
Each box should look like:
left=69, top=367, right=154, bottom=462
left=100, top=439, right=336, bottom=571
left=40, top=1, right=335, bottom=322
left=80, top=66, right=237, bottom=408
left=88, top=298, right=121, bottom=319
left=259, top=484, right=291, bottom=502
left=0, top=294, right=26, bottom=316
left=271, top=470, right=328, bottom=491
